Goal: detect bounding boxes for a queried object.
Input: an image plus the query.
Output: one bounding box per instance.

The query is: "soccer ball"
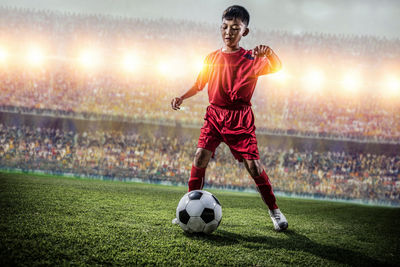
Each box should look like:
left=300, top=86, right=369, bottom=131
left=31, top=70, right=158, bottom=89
left=176, top=190, right=222, bottom=234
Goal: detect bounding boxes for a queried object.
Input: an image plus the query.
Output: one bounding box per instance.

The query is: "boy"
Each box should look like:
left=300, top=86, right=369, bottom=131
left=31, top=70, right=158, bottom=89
left=171, top=5, right=288, bottom=231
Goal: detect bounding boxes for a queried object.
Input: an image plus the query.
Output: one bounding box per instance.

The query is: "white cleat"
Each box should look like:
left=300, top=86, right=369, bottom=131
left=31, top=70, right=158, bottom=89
left=269, top=209, right=288, bottom=232
left=172, top=218, right=178, bottom=225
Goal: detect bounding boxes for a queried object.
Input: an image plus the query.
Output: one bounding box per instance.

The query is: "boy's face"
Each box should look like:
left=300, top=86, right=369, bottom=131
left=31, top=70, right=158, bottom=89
left=220, top=18, right=249, bottom=50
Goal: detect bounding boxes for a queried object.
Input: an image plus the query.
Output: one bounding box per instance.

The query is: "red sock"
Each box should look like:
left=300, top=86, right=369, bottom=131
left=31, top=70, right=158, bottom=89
left=252, top=170, right=278, bottom=210
left=188, top=165, right=206, bottom=191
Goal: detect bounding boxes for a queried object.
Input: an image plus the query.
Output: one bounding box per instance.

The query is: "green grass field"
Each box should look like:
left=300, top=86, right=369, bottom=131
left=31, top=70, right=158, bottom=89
left=0, top=172, right=399, bottom=266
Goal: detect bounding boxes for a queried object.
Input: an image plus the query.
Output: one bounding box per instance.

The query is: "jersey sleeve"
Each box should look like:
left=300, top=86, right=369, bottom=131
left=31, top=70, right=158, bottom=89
left=193, top=55, right=210, bottom=91
left=254, top=57, right=273, bottom=76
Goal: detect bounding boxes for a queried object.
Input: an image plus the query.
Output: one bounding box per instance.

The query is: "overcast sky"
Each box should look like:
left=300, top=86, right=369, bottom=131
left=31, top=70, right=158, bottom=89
left=1, top=0, right=399, bottom=38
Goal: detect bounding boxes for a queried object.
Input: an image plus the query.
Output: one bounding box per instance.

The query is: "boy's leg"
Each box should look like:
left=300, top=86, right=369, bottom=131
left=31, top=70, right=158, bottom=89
left=244, top=159, right=288, bottom=231
left=173, top=147, right=214, bottom=224
left=243, top=159, right=278, bottom=210
left=192, top=112, right=222, bottom=191
left=188, top=148, right=213, bottom=191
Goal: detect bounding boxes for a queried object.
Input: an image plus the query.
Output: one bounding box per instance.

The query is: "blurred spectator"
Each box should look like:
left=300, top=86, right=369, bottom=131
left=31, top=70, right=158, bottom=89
left=0, top=7, right=399, bottom=206
left=0, top=7, right=399, bottom=143
left=0, top=123, right=398, bottom=205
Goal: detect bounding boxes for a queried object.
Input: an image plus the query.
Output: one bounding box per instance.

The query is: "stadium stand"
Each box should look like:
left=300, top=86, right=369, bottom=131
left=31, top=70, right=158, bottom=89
left=0, top=122, right=398, bottom=205
left=0, top=7, right=399, bottom=142
left=0, top=7, right=399, bottom=205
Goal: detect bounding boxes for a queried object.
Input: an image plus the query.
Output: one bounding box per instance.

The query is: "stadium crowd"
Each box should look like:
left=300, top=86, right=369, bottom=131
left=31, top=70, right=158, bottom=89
left=0, top=7, right=400, bottom=143
left=1, top=72, right=399, bottom=143
left=1, top=123, right=399, bottom=205
left=0, top=7, right=399, bottom=206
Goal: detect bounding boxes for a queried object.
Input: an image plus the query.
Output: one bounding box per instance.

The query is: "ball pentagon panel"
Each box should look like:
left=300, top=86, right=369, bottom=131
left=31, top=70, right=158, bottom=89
left=188, top=190, right=203, bottom=200
left=178, top=209, right=190, bottom=224
left=200, top=208, right=215, bottom=223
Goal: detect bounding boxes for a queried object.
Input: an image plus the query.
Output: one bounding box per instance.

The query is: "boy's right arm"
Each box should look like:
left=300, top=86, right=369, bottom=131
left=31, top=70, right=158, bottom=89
left=172, top=54, right=210, bottom=110
left=171, top=85, right=198, bottom=110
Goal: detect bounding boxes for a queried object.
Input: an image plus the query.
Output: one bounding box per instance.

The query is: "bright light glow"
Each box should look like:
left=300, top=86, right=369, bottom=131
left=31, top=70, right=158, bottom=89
left=341, top=72, right=361, bottom=92
left=385, top=76, right=400, bottom=94
left=303, top=70, right=325, bottom=90
left=195, top=61, right=204, bottom=72
left=172, top=61, right=185, bottom=77
left=0, top=47, right=7, bottom=63
left=157, top=61, right=170, bottom=75
left=27, top=46, right=44, bottom=66
left=122, top=53, right=138, bottom=72
left=193, top=57, right=204, bottom=73
left=268, top=69, right=289, bottom=84
left=78, top=49, right=100, bottom=69
left=157, top=60, right=185, bottom=77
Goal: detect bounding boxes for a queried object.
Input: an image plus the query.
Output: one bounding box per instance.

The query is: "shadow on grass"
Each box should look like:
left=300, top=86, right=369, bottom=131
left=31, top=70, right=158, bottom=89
left=187, top=229, right=385, bottom=266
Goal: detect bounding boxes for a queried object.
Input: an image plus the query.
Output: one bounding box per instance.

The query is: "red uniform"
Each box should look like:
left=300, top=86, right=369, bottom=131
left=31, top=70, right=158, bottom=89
left=187, top=47, right=279, bottom=210
left=194, top=47, right=273, bottom=162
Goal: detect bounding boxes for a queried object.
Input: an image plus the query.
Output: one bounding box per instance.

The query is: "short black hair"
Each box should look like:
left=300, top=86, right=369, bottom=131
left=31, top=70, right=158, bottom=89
left=222, top=5, right=250, bottom=27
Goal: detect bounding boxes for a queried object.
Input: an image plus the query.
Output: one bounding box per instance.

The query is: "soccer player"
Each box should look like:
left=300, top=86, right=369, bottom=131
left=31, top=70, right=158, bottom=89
left=171, top=5, right=288, bottom=231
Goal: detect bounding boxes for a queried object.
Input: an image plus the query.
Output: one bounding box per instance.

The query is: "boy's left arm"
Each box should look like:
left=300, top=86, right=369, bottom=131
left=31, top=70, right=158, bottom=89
left=253, top=45, right=282, bottom=74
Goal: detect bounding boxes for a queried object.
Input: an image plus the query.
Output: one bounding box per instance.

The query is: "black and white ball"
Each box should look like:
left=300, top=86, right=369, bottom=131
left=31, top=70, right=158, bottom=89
left=176, top=190, right=222, bottom=234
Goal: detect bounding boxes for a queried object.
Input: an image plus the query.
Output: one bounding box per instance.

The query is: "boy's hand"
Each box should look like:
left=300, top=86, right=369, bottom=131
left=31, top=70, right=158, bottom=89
left=171, top=97, right=183, bottom=110
left=252, top=45, right=273, bottom=58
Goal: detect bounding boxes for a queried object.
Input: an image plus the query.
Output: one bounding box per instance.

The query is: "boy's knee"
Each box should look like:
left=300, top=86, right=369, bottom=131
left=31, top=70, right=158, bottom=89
left=250, top=166, right=263, bottom=178
left=246, top=159, right=263, bottom=178
left=193, top=148, right=212, bottom=168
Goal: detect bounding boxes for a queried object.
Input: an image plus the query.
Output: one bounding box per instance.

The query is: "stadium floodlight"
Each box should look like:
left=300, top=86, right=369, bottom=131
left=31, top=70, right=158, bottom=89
left=303, top=69, right=325, bottom=90
left=122, top=53, right=138, bottom=72
left=27, top=46, right=45, bottom=66
left=78, top=49, right=100, bottom=69
left=341, top=72, right=361, bottom=92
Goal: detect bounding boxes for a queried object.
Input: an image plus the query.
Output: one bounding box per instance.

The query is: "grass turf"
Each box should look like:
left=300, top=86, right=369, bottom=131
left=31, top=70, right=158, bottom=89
left=0, top=172, right=399, bottom=266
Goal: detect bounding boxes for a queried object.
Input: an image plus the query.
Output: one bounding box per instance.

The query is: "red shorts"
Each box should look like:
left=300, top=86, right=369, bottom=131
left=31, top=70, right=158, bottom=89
left=197, top=104, right=260, bottom=162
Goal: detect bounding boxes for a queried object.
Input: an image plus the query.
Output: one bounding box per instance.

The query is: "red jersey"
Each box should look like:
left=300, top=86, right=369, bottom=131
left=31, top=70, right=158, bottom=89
left=194, top=47, right=273, bottom=108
